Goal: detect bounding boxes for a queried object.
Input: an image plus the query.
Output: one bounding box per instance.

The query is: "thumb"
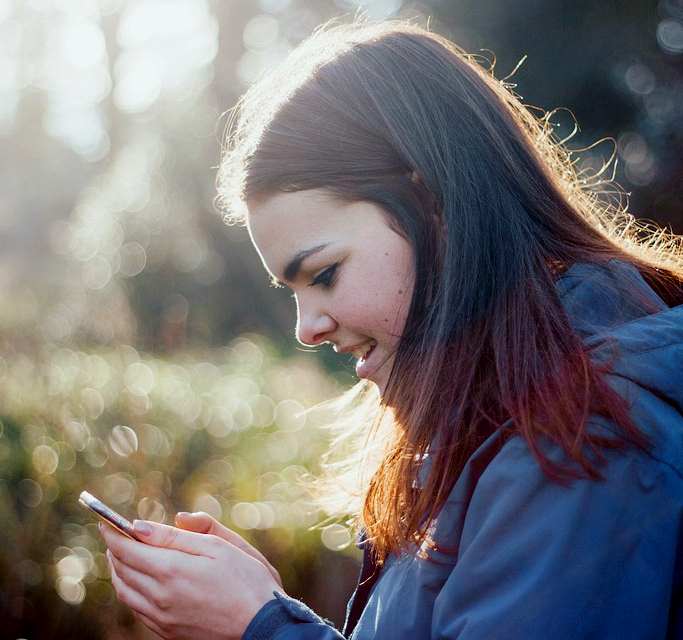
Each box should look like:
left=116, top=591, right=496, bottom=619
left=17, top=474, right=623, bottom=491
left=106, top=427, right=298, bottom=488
left=175, top=511, right=214, bottom=534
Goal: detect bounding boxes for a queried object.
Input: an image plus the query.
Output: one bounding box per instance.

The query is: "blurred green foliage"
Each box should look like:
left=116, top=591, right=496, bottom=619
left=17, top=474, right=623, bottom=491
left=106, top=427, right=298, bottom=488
left=0, top=337, right=360, bottom=637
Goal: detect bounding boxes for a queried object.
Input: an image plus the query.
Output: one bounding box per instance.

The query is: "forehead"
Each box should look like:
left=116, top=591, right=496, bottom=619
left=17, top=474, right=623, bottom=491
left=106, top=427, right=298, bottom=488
left=246, top=189, right=403, bottom=283
left=246, top=189, right=347, bottom=245
left=247, top=189, right=393, bottom=260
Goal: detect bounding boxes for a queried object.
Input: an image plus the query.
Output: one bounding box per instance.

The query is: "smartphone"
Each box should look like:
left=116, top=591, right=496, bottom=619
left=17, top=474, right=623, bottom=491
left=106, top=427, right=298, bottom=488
left=79, top=490, right=146, bottom=542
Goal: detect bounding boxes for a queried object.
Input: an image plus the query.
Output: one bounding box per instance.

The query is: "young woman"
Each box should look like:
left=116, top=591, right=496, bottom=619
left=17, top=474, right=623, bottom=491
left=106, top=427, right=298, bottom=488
left=98, top=18, right=683, bottom=639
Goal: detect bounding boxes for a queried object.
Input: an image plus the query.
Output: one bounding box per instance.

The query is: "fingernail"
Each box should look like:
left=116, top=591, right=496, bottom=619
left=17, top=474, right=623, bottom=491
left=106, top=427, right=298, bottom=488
left=177, top=511, right=190, bottom=518
left=133, top=520, right=152, bottom=536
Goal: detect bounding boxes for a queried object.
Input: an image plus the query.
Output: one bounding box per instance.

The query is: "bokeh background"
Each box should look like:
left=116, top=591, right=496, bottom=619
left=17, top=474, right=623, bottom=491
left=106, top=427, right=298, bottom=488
left=1, top=0, right=681, bottom=637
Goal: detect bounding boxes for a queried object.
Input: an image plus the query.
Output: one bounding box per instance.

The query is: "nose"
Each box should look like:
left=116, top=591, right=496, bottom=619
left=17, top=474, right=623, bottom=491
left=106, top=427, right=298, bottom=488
left=295, top=299, right=337, bottom=347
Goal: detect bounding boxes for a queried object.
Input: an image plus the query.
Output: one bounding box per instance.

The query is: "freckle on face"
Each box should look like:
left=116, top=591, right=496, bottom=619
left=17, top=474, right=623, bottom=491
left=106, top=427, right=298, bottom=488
left=398, top=289, right=403, bottom=294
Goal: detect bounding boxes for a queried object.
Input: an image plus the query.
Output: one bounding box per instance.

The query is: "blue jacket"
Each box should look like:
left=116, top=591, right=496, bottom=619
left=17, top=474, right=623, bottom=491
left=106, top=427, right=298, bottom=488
left=243, top=259, right=683, bottom=639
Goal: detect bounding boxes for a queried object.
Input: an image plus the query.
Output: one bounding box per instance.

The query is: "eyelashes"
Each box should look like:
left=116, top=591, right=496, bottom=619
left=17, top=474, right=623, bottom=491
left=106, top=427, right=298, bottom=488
left=309, top=262, right=339, bottom=288
left=272, top=262, right=340, bottom=295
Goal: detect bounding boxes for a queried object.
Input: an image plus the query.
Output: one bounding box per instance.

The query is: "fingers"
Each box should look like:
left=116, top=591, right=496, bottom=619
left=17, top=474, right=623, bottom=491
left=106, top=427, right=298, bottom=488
left=175, top=512, right=283, bottom=587
left=99, top=522, right=203, bottom=578
left=131, top=519, right=223, bottom=557
left=175, top=512, right=259, bottom=555
left=107, top=555, right=166, bottom=638
left=175, top=511, right=230, bottom=539
left=175, top=511, right=214, bottom=534
left=107, top=549, right=160, bottom=606
left=108, top=550, right=163, bottom=634
left=135, top=612, right=167, bottom=639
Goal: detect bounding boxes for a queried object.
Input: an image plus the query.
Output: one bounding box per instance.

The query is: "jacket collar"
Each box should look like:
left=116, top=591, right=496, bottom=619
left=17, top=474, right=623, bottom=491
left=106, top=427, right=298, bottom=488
left=413, top=258, right=678, bottom=489
left=555, top=258, right=668, bottom=339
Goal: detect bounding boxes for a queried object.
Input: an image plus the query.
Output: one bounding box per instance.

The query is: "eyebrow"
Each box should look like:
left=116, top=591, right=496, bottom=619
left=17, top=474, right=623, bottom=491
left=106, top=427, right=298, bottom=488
left=270, top=243, right=331, bottom=287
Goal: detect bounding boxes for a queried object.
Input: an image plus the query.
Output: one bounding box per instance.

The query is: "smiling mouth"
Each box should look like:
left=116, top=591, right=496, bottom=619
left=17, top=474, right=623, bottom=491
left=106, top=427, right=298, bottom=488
left=355, top=340, right=382, bottom=380
left=351, top=340, right=377, bottom=361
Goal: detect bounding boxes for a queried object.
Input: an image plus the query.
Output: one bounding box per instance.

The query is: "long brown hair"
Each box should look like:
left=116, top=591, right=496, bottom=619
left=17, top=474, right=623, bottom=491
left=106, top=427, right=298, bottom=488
left=217, top=17, right=683, bottom=564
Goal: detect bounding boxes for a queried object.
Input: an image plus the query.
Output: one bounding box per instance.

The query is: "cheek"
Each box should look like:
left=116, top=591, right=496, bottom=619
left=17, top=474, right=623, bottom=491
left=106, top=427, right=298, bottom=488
left=365, top=286, right=412, bottom=338
left=387, top=290, right=412, bottom=336
left=341, top=245, right=414, bottom=335
left=384, top=255, right=414, bottom=333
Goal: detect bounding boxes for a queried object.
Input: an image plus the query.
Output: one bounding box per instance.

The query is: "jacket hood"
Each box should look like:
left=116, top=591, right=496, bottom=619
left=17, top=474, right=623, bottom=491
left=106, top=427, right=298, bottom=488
left=411, top=258, right=683, bottom=490
left=556, top=258, right=683, bottom=415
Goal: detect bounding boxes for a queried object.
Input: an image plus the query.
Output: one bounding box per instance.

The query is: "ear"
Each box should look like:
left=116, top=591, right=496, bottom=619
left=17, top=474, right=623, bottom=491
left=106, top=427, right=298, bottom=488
left=407, top=169, right=444, bottom=231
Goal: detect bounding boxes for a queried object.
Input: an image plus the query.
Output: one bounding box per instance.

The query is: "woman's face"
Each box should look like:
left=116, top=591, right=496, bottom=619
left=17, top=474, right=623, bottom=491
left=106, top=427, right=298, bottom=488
left=247, top=189, right=415, bottom=395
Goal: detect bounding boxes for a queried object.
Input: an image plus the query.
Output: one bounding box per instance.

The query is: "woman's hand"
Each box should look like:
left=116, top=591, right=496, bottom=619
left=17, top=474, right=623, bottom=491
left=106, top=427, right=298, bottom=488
left=173, top=511, right=283, bottom=588
left=99, top=519, right=284, bottom=640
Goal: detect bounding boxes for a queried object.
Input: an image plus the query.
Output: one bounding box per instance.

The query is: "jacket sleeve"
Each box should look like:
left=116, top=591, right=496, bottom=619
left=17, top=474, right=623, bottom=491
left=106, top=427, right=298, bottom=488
left=430, top=427, right=679, bottom=639
left=242, top=591, right=347, bottom=640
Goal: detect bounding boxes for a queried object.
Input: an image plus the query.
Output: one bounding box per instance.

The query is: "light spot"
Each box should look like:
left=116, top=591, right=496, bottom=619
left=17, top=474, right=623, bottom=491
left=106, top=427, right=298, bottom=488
left=243, top=14, right=279, bottom=51
left=124, top=362, right=155, bottom=395
left=274, top=399, right=305, bottom=431
left=56, top=576, right=86, bottom=605
left=108, top=425, right=139, bottom=457
left=231, top=502, right=260, bottom=529
left=137, top=497, right=166, bottom=522
left=657, top=19, right=683, bottom=54
left=192, top=494, right=222, bottom=520
left=32, top=444, right=59, bottom=475
left=103, top=472, right=136, bottom=505
left=321, top=523, right=351, bottom=550
left=18, top=479, right=43, bottom=507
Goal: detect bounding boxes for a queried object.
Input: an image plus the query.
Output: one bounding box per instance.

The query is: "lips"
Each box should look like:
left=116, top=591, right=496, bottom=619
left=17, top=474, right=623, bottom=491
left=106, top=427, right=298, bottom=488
left=355, top=342, right=378, bottom=378
left=350, top=340, right=377, bottom=360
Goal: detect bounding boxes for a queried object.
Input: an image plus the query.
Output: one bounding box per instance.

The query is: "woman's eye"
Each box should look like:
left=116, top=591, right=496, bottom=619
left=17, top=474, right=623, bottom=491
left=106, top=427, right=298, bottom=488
left=310, top=263, right=339, bottom=288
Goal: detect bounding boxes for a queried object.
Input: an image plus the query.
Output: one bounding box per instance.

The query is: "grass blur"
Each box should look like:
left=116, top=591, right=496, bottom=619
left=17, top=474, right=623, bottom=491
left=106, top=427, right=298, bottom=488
left=0, top=336, right=360, bottom=638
